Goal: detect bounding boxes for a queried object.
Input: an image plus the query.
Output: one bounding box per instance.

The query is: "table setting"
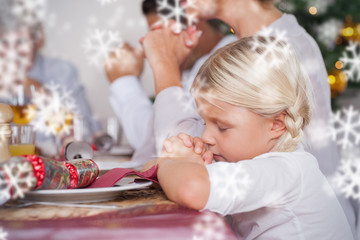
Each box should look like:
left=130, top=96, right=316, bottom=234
left=0, top=102, right=237, bottom=240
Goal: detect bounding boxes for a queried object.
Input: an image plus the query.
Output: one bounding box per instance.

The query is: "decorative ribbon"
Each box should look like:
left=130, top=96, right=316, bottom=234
left=88, top=164, right=159, bottom=188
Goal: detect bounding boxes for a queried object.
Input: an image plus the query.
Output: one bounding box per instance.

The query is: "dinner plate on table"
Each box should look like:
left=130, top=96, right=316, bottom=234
left=23, top=180, right=152, bottom=203
left=94, top=160, right=142, bottom=172
left=109, top=145, right=134, bottom=155
left=95, top=145, right=134, bottom=156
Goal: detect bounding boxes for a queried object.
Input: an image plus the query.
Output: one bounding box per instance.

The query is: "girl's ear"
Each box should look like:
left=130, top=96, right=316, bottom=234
left=270, top=112, right=287, bottom=140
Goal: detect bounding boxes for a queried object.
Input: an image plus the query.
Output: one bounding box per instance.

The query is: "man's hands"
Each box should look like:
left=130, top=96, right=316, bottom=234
left=140, top=21, right=202, bottom=95
left=104, top=43, right=144, bottom=83
left=142, top=22, right=201, bottom=69
left=161, top=133, right=213, bottom=165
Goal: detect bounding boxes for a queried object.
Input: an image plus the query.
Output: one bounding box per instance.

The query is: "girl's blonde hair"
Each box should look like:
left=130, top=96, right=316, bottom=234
left=191, top=36, right=312, bottom=152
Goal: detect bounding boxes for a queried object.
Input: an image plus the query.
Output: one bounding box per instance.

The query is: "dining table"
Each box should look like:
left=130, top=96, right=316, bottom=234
left=0, top=150, right=239, bottom=240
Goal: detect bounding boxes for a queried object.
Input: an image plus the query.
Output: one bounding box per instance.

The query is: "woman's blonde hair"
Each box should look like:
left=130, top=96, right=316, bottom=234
left=191, top=36, right=312, bottom=152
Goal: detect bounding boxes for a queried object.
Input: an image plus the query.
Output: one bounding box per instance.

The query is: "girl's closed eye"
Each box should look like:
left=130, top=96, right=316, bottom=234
left=217, top=123, right=229, bottom=132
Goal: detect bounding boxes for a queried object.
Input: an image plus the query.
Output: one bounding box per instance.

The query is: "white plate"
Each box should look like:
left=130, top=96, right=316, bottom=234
left=109, top=145, right=133, bottom=155
left=23, top=181, right=153, bottom=203
left=95, top=160, right=142, bottom=171
left=95, top=145, right=133, bottom=156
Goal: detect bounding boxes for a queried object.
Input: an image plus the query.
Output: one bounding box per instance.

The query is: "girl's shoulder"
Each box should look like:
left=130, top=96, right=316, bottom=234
left=252, top=147, right=319, bottom=170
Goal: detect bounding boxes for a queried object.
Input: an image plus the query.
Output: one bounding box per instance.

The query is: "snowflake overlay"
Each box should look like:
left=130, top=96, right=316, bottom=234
left=340, top=41, right=360, bottom=82
left=32, top=83, right=78, bottom=137
left=174, top=90, right=197, bottom=113
left=190, top=78, right=219, bottom=116
left=332, top=151, right=360, bottom=202
left=156, top=0, right=198, bottom=30
left=305, top=118, right=334, bottom=149
left=83, top=29, right=123, bottom=68
left=12, top=0, right=46, bottom=26
left=192, top=211, right=227, bottom=240
left=0, top=157, right=36, bottom=205
left=0, top=227, right=8, bottom=240
left=331, top=105, right=360, bottom=149
left=315, top=19, right=343, bottom=50
left=96, top=0, right=118, bottom=6
left=0, top=31, right=32, bottom=98
left=250, top=28, right=291, bottom=69
left=211, top=163, right=251, bottom=201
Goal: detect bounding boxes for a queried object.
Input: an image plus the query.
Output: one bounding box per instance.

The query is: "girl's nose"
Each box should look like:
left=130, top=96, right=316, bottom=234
left=201, top=127, right=215, bottom=146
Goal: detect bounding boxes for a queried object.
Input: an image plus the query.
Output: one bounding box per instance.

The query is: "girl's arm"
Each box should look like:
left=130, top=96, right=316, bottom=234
left=142, top=134, right=211, bottom=210
left=156, top=158, right=210, bottom=210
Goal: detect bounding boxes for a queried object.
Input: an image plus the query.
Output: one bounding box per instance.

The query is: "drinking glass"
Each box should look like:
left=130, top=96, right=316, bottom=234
left=105, top=117, right=122, bottom=146
left=10, top=124, right=36, bottom=156
left=8, top=85, right=36, bottom=125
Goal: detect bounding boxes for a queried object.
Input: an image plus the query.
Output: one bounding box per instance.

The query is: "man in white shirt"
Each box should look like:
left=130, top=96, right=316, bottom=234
left=105, top=0, right=237, bottom=162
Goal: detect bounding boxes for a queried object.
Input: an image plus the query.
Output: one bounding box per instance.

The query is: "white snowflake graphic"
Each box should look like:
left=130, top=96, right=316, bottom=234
left=211, top=163, right=251, bottom=201
left=156, top=0, right=198, bottom=30
left=32, top=83, right=78, bottom=137
left=192, top=211, right=227, bottom=240
left=83, top=29, right=123, bottom=68
left=340, top=41, right=360, bottom=82
left=0, top=227, right=8, bottom=240
left=11, top=0, right=46, bottom=26
left=174, top=90, right=197, bottom=113
left=0, top=157, right=36, bottom=204
left=0, top=30, right=32, bottom=98
left=157, top=0, right=186, bottom=30
left=305, top=118, right=334, bottom=149
left=0, top=171, right=11, bottom=205
left=331, top=105, right=360, bottom=149
left=251, top=28, right=291, bottom=69
left=332, top=151, right=360, bottom=202
left=190, top=78, right=220, bottom=116
left=185, top=0, right=217, bottom=21
left=96, top=0, right=118, bottom=6
left=315, top=19, right=343, bottom=50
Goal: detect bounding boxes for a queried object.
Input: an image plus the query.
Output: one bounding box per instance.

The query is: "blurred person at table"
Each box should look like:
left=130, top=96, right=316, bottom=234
left=0, top=0, right=101, bottom=156
left=143, top=37, right=354, bottom=240
left=104, top=0, right=236, bottom=161
left=140, top=0, right=357, bottom=237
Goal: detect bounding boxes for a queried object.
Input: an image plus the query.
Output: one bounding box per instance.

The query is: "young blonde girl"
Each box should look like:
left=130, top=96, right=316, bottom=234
left=143, top=36, right=353, bottom=239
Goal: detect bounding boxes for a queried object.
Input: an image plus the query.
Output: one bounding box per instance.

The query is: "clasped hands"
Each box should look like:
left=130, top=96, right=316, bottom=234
left=142, top=133, right=213, bottom=172
left=161, top=133, right=213, bottom=165
left=104, top=20, right=202, bottom=84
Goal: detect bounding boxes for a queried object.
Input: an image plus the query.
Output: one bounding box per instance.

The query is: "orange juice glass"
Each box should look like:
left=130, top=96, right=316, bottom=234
left=10, top=124, right=36, bottom=156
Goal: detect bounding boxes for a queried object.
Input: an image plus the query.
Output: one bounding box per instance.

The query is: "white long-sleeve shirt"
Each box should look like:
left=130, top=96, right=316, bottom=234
left=204, top=146, right=353, bottom=240
left=151, top=14, right=357, bottom=237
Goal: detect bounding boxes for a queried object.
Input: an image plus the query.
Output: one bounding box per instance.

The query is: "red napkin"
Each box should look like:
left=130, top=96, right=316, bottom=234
left=88, top=165, right=159, bottom=188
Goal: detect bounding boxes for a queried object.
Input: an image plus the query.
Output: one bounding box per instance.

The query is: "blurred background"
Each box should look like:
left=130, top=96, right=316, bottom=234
left=42, top=0, right=360, bottom=119
left=1, top=0, right=359, bottom=147
left=43, top=0, right=154, bottom=121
